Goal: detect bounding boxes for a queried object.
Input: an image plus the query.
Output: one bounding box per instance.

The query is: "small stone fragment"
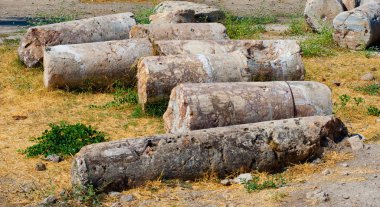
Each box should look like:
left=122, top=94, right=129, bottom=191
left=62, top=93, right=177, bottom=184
left=120, top=194, right=135, bottom=203
left=45, top=154, right=62, bottom=163
left=313, top=158, right=323, bottom=164
left=109, top=192, right=122, bottom=198
left=233, top=173, right=253, bottom=184
left=322, top=169, right=331, bottom=175
left=40, top=195, right=57, bottom=205
left=342, top=172, right=350, bottom=176
left=35, top=162, right=46, bottom=171
left=306, top=190, right=329, bottom=202
left=220, top=179, right=232, bottom=186
left=361, top=73, right=375, bottom=81
left=348, top=135, right=365, bottom=151
left=333, top=81, right=341, bottom=86
left=341, top=163, right=349, bottom=167
left=343, top=195, right=350, bottom=199
left=20, top=182, right=37, bottom=193
left=110, top=203, right=122, bottom=207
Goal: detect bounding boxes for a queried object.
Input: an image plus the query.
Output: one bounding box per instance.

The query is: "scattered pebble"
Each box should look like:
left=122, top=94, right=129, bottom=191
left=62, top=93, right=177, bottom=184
left=322, top=169, right=331, bottom=176
left=343, top=195, right=350, bottom=199
left=333, top=81, right=341, bottom=86
left=120, top=194, right=135, bottom=203
left=35, top=162, right=46, bottom=171
left=374, top=175, right=378, bottom=178
left=306, top=190, right=329, bottom=202
left=232, top=173, right=253, bottom=184
left=40, top=195, right=57, bottom=205
left=342, top=172, right=350, bottom=176
left=44, top=154, right=63, bottom=163
left=341, top=163, right=349, bottom=167
left=220, top=179, right=232, bottom=186
left=312, top=158, right=323, bottom=164
left=347, top=135, right=365, bottom=151
left=376, top=118, right=380, bottom=123
left=110, top=202, right=122, bottom=207
left=109, top=191, right=122, bottom=198
left=20, top=182, right=37, bottom=193
left=361, top=72, right=375, bottom=81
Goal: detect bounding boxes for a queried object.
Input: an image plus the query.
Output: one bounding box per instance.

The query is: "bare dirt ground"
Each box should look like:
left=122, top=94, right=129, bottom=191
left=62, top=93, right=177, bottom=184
left=0, top=0, right=379, bottom=207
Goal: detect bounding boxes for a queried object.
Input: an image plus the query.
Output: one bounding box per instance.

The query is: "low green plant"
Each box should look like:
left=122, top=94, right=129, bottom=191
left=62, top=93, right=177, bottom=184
left=222, top=12, right=276, bottom=39
left=355, top=84, right=380, bottom=96
left=367, top=106, right=380, bottom=116
left=339, top=94, right=351, bottom=108
left=301, top=26, right=336, bottom=57
left=21, top=122, right=106, bottom=157
left=145, top=101, right=168, bottom=117
left=364, top=46, right=380, bottom=58
left=353, top=97, right=365, bottom=106
left=135, top=7, right=154, bottom=24
left=72, top=185, right=103, bottom=206
left=243, top=175, right=286, bottom=193
left=284, top=18, right=310, bottom=36
left=90, top=85, right=138, bottom=109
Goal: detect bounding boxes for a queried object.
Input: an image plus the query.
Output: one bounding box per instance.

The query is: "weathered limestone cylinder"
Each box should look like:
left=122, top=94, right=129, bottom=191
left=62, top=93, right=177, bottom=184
left=153, top=1, right=225, bottom=22
left=137, top=50, right=304, bottom=106
left=360, top=0, right=380, bottom=6
left=304, top=0, right=344, bottom=32
left=342, top=0, right=360, bottom=10
left=153, top=40, right=304, bottom=78
left=44, top=39, right=153, bottom=89
left=71, top=116, right=347, bottom=192
left=333, top=3, right=380, bottom=50
left=129, top=23, right=229, bottom=41
left=18, top=13, right=136, bottom=68
left=163, top=82, right=332, bottom=133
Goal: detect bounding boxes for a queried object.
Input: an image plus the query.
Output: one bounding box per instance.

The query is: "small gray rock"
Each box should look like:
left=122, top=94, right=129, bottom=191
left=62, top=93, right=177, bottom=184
left=232, top=173, right=253, bottom=184
left=45, top=154, right=62, bottom=163
left=322, top=169, right=332, bottom=176
left=342, top=172, right=350, bottom=176
left=109, top=191, right=122, bottom=198
left=20, top=182, right=37, bottom=193
left=343, top=195, right=350, bottom=199
left=333, top=81, right=341, bottom=86
left=312, top=158, right=323, bottom=164
left=306, top=190, right=329, bottom=202
left=40, top=195, right=57, bottom=205
left=361, top=72, right=375, bottom=81
left=35, top=162, right=46, bottom=171
left=341, top=163, right=349, bottom=167
left=110, top=202, right=122, bottom=207
left=376, top=118, right=380, bottom=123
left=120, top=194, right=135, bottom=203
left=348, top=135, right=365, bottom=151
left=220, top=179, right=232, bottom=186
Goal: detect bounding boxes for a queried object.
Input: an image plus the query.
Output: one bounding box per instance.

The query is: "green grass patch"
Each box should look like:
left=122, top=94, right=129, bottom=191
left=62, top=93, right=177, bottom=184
left=222, top=12, right=277, bottom=39
left=367, top=106, right=380, bottom=116
left=135, top=7, right=154, bottom=24
left=355, top=84, right=380, bottom=96
left=301, top=27, right=336, bottom=57
left=21, top=122, right=107, bottom=157
left=243, top=174, right=286, bottom=193
left=284, top=18, right=311, bottom=36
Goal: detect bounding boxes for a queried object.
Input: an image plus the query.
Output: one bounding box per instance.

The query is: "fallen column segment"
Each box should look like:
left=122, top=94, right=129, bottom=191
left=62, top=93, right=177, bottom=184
left=163, top=82, right=332, bottom=133
left=44, top=39, right=153, bottom=89
left=18, top=12, right=136, bottom=68
left=333, top=3, right=380, bottom=50
left=152, top=1, right=225, bottom=22
left=72, top=116, right=348, bottom=192
left=129, top=23, right=229, bottom=41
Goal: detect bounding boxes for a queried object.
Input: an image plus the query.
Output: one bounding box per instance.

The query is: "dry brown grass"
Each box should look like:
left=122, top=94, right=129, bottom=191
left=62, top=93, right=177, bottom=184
left=0, top=39, right=379, bottom=206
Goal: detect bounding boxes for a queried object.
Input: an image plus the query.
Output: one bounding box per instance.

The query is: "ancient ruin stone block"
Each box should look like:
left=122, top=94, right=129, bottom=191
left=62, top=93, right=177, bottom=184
left=304, top=0, right=344, bottom=32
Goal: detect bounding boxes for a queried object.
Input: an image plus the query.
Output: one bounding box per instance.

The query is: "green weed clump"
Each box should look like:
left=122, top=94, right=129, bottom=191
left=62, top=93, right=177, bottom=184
left=367, top=106, right=380, bottom=116
left=135, top=7, right=154, bottom=24
left=284, top=18, right=310, bottom=36
left=243, top=175, right=286, bottom=193
left=222, top=12, right=277, bottom=39
left=22, top=122, right=106, bottom=157
left=90, top=85, right=138, bottom=109
left=355, top=84, right=380, bottom=96
left=301, top=27, right=336, bottom=57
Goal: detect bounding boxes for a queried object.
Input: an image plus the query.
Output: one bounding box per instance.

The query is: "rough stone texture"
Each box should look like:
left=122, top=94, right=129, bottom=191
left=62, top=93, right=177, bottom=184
left=304, top=0, right=344, bottom=32
left=361, top=72, right=375, bottom=80
left=71, top=116, right=347, bottom=192
left=163, top=82, right=332, bottom=133
left=348, top=135, right=365, bottom=151
left=129, top=23, right=228, bottom=41
left=306, top=190, right=330, bottom=203
left=154, top=40, right=304, bottom=80
left=149, top=9, right=195, bottom=24
left=43, top=39, right=153, bottom=89
left=18, top=12, right=136, bottom=68
left=342, top=0, right=360, bottom=10
left=360, top=0, right=380, bottom=5
left=333, top=3, right=380, bottom=50
left=153, top=1, right=224, bottom=22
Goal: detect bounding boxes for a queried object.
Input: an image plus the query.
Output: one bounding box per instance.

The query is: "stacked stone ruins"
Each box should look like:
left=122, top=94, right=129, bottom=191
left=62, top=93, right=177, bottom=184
left=304, top=0, right=380, bottom=50
left=17, top=1, right=350, bottom=192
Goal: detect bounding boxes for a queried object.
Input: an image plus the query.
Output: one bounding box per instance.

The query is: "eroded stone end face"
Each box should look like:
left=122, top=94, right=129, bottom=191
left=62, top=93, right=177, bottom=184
left=304, top=0, right=344, bottom=32
left=333, top=3, right=380, bottom=50
left=149, top=9, right=196, bottom=24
